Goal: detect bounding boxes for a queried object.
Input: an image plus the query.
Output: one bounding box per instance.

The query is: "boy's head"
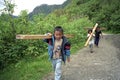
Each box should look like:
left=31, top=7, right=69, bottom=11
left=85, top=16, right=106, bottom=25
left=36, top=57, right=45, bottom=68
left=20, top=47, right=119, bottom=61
left=88, top=29, right=92, bottom=34
left=54, top=26, right=63, bottom=40
left=96, top=26, right=100, bottom=31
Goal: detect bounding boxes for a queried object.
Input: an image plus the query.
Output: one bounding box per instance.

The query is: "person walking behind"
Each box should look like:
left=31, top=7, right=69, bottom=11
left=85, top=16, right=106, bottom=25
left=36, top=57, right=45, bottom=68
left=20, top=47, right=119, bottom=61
left=94, top=26, right=103, bottom=47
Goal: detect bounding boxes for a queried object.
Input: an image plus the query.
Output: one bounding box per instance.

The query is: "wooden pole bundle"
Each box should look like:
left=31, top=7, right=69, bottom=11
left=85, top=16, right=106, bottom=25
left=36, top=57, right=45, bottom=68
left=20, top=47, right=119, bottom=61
left=16, top=34, right=73, bottom=39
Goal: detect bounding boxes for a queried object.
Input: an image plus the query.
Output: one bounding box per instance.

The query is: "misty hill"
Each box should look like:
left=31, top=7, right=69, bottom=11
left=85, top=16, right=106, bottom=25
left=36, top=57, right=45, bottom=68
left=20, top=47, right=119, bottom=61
left=29, top=0, right=70, bottom=17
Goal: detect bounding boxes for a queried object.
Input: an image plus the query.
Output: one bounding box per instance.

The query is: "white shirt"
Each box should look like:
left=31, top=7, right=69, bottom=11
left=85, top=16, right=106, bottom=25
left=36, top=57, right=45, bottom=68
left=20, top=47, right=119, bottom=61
left=53, top=39, right=63, bottom=59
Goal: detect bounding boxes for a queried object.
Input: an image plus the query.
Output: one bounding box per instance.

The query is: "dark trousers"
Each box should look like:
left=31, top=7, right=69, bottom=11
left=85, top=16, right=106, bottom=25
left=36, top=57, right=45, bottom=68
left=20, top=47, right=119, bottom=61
left=94, top=37, right=100, bottom=46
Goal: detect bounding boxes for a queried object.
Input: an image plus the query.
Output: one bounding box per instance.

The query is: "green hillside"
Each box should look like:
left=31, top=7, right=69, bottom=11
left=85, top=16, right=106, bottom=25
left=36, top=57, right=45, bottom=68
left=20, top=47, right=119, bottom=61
left=29, top=0, right=70, bottom=17
left=0, top=0, right=120, bottom=80
left=65, top=0, right=120, bottom=33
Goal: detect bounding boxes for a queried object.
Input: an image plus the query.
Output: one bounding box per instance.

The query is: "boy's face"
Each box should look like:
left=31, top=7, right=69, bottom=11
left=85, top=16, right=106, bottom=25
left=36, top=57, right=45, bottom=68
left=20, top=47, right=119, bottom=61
left=97, top=27, right=100, bottom=31
left=89, top=31, right=92, bottom=34
left=54, top=31, right=63, bottom=40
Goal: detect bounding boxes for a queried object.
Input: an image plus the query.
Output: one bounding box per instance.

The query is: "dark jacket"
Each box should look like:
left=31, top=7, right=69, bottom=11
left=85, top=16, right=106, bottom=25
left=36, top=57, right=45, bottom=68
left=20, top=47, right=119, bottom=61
left=95, top=30, right=102, bottom=38
left=44, top=35, right=71, bottom=63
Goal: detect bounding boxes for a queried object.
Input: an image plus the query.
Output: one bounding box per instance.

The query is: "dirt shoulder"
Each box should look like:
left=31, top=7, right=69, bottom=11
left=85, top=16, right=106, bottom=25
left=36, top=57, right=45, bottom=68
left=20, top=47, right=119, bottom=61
left=43, top=34, right=120, bottom=80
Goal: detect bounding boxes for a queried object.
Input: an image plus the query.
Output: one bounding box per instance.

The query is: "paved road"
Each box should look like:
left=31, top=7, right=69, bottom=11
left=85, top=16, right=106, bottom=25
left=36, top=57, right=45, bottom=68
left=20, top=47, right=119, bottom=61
left=43, top=34, right=120, bottom=80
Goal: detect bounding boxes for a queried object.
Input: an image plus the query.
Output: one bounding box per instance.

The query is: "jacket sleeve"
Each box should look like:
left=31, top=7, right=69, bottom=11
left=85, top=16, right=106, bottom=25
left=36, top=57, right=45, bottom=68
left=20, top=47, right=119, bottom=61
left=43, top=39, right=49, bottom=43
left=64, top=42, right=71, bottom=57
left=43, top=33, right=52, bottom=44
left=43, top=38, right=52, bottom=45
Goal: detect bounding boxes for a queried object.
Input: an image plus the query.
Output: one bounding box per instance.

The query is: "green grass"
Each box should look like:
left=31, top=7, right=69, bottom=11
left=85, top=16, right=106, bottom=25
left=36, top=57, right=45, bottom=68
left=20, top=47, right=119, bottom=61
left=0, top=53, right=52, bottom=80
left=71, top=42, right=85, bottom=54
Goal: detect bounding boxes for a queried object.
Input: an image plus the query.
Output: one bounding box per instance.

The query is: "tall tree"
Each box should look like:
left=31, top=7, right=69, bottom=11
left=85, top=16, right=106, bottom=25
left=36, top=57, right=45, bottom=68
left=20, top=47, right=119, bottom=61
left=0, top=0, right=15, bottom=15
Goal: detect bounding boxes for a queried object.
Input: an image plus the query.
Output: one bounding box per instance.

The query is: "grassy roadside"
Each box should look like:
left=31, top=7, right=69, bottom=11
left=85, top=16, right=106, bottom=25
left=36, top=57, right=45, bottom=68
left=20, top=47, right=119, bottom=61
left=0, top=53, right=52, bottom=80
left=0, top=42, right=85, bottom=80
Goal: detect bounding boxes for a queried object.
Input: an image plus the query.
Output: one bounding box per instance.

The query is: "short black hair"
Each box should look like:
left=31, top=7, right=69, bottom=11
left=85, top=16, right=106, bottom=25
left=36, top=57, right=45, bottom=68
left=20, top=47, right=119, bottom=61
left=88, top=29, right=92, bottom=33
left=54, top=26, right=64, bottom=34
left=97, top=26, right=100, bottom=28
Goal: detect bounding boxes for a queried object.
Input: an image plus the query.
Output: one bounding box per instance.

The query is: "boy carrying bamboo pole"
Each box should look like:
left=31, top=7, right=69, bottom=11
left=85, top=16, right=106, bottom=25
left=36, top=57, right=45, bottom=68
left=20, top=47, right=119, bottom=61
left=44, top=26, right=71, bottom=80
left=87, top=29, right=95, bottom=53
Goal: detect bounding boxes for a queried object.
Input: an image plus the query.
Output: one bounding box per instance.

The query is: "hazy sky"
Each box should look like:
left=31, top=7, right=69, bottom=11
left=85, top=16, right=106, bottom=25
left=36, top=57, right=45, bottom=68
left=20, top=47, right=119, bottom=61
left=13, top=0, right=66, bottom=16
left=0, top=0, right=66, bottom=15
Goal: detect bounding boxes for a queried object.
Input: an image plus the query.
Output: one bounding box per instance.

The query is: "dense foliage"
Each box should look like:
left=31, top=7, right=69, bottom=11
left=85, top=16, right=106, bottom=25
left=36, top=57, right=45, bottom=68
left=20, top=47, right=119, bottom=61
left=70, top=0, right=120, bottom=33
